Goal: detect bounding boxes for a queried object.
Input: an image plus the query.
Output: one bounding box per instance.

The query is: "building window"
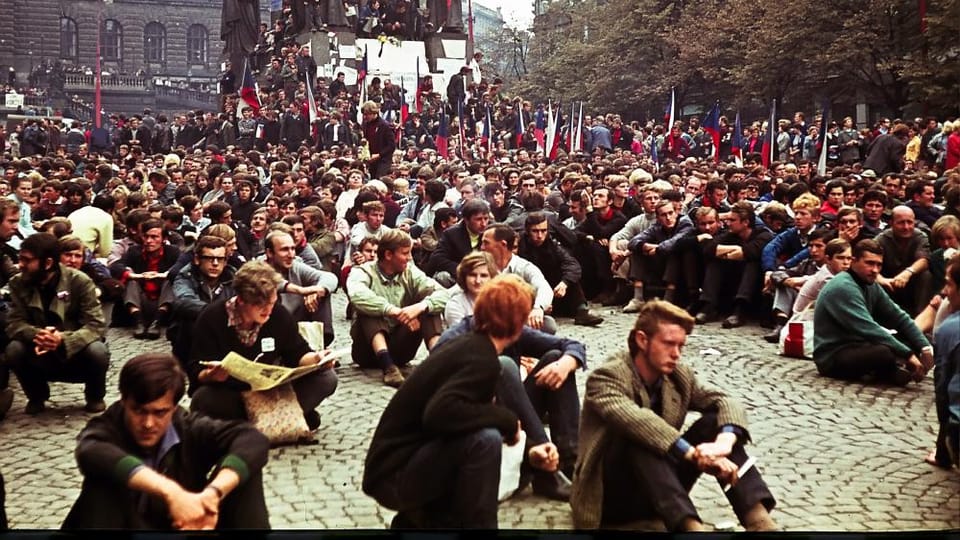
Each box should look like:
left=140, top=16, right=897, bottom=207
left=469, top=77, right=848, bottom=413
left=186, top=25, right=208, bottom=64
left=102, top=19, right=122, bottom=61
left=144, top=22, right=166, bottom=63
left=60, top=17, right=78, bottom=59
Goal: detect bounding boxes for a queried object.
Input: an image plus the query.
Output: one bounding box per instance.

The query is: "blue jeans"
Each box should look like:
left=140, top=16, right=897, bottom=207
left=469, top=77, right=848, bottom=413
left=367, top=428, right=502, bottom=528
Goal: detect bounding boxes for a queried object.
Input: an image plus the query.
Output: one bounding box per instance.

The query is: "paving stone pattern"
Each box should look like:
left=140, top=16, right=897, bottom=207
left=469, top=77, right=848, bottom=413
left=1, top=293, right=957, bottom=531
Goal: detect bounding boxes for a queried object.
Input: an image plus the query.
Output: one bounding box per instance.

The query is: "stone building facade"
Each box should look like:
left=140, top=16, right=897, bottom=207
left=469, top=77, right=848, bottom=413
left=0, top=0, right=267, bottom=86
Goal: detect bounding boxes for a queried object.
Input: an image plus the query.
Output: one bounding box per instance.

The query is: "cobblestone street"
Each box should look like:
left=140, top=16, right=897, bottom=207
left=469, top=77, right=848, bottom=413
left=1, top=294, right=957, bottom=531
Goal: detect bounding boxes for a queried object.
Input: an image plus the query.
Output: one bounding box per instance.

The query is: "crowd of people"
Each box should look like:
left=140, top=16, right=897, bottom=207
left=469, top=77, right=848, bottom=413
left=0, top=32, right=958, bottom=530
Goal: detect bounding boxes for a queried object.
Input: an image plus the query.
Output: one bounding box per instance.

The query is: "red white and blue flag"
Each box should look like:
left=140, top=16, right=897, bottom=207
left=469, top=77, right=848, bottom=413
left=515, top=106, right=525, bottom=148
left=665, top=87, right=676, bottom=129
left=457, top=100, right=467, bottom=158
left=239, top=58, right=261, bottom=115
left=761, top=98, right=776, bottom=169
left=436, top=106, right=449, bottom=159
left=534, top=105, right=546, bottom=152
left=701, top=100, right=721, bottom=163
left=414, top=57, right=422, bottom=113
left=731, top=111, right=743, bottom=166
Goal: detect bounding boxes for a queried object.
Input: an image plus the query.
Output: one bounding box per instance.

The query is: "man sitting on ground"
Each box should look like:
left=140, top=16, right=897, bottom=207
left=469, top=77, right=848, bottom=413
left=347, top=229, right=449, bottom=388
left=3, top=233, right=109, bottom=415
left=570, top=300, right=778, bottom=531
left=63, top=353, right=270, bottom=529
left=482, top=223, right=557, bottom=334
left=813, top=239, right=933, bottom=385
left=517, top=212, right=603, bottom=326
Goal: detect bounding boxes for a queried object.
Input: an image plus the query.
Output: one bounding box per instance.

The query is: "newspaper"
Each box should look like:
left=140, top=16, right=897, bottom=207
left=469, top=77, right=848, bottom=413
left=206, top=349, right=345, bottom=392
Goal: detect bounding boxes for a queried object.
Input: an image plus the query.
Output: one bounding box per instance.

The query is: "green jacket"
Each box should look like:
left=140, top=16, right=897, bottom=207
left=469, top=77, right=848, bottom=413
left=346, top=260, right=449, bottom=323
left=7, top=264, right=106, bottom=358
left=813, top=270, right=929, bottom=372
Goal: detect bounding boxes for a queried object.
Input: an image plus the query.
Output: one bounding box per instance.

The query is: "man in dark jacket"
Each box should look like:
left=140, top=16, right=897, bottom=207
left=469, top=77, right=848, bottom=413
left=360, top=101, right=397, bottom=179
left=62, top=353, right=270, bottom=529
left=424, top=199, right=489, bottom=283
left=279, top=101, right=309, bottom=151
left=863, top=123, right=909, bottom=177
left=362, top=274, right=550, bottom=529
left=169, top=235, right=236, bottom=389
left=695, top=202, right=774, bottom=328
left=518, top=212, right=602, bottom=326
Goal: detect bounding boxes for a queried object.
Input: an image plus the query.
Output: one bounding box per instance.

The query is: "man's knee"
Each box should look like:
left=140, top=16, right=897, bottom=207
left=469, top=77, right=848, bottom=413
left=80, top=341, right=111, bottom=373
left=3, top=340, right=28, bottom=368
left=467, top=427, right=503, bottom=459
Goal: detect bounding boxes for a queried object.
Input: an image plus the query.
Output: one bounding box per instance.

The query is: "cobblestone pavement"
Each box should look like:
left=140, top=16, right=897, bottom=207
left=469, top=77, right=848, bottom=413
left=1, top=293, right=958, bottom=531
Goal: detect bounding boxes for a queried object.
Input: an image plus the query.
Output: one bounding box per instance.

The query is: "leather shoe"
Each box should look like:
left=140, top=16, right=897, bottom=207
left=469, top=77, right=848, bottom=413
left=695, top=309, right=716, bottom=324
left=722, top=313, right=743, bottom=328
left=304, top=410, right=321, bottom=430
left=763, top=324, right=784, bottom=343
left=532, top=470, right=572, bottom=502
left=144, top=321, right=161, bottom=340
left=84, top=400, right=106, bottom=413
left=25, top=400, right=45, bottom=415
left=573, top=310, right=603, bottom=326
left=133, top=321, right=149, bottom=339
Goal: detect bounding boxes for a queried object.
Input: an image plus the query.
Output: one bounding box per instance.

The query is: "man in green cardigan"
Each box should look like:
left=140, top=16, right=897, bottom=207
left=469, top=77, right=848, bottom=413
left=570, top=300, right=777, bottom=531
left=813, top=238, right=933, bottom=384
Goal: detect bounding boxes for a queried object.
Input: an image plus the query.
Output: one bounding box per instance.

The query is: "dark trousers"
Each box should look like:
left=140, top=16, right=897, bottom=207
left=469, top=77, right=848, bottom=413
left=933, top=349, right=960, bottom=467
left=674, top=247, right=706, bottom=298
left=0, top=472, right=6, bottom=531
left=817, top=343, right=905, bottom=382
left=599, top=413, right=775, bottom=531
left=350, top=314, right=444, bottom=368
left=190, top=369, right=338, bottom=421
left=523, top=351, right=580, bottom=471
left=700, top=258, right=762, bottom=310
left=125, top=280, right=175, bottom=320
left=366, top=428, right=502, bottom=528
left=551, top=282, right=589, bottom=318
left=4, top=339, right=110, bottom=404
left=62, top=470, right=270, bottom=529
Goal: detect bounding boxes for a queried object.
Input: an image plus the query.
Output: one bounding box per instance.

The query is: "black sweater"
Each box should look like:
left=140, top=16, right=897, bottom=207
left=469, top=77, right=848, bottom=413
left=362, top=332, right=518, bottom=494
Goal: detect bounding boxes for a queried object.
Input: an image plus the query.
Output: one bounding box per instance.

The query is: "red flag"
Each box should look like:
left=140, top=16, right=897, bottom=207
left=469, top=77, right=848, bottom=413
left=701, top=101, right=721, bottom=163
left=761, top=99, right=776, bottom=169
left=436, top=106, right=449, bottom=158
left=240, top=59, right=261, bottom=114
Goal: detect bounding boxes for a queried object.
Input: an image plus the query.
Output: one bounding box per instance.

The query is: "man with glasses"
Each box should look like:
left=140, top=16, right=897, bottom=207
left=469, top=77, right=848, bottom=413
left=170, top=235, right=237, bottom=390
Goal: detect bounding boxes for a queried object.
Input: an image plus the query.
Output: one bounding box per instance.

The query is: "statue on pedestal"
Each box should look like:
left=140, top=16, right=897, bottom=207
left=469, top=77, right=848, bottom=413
left=221, top=0, right=261, bottom=82
left=428, top=0, right=463, bottom=33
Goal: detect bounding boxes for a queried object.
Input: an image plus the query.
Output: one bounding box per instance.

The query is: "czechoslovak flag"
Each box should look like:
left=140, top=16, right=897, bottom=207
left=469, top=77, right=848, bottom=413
left=239, top=59, right=261, bottom=115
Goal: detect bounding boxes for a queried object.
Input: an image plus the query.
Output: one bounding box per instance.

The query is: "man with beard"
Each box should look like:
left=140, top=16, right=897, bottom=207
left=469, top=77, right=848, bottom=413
left=2, top=232, right=109, bottom=415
